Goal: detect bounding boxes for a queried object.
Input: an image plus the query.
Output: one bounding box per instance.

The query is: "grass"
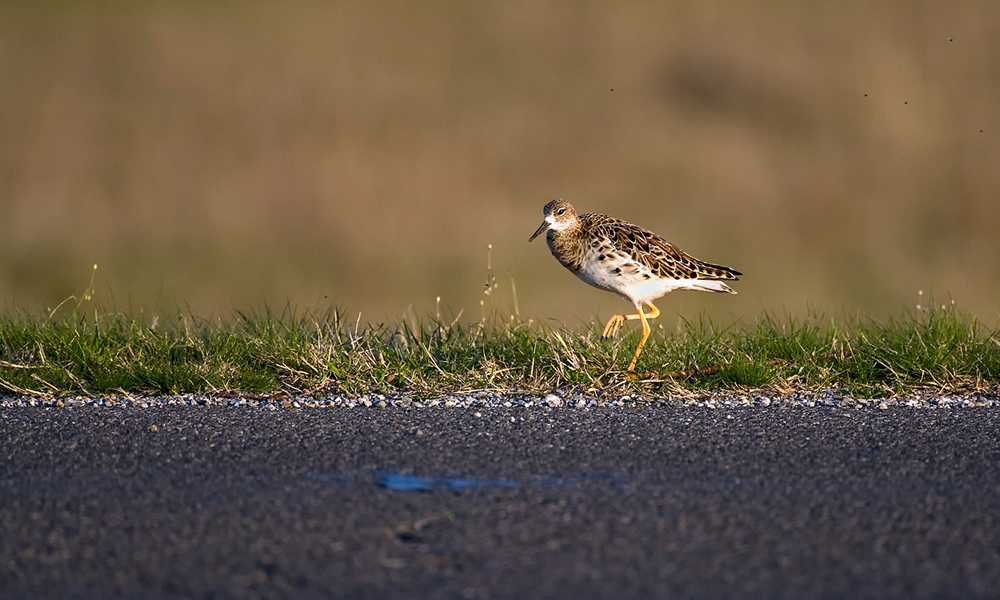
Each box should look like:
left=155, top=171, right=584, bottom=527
left=1, top=296, right=998, bottom=400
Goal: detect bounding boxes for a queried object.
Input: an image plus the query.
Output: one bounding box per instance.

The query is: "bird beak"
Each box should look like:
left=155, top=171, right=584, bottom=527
left=529, top=219, right=549, bottom=242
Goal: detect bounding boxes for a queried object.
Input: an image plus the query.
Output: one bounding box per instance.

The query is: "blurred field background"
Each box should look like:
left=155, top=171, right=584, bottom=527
left=2, top=1, right=998, bottom=327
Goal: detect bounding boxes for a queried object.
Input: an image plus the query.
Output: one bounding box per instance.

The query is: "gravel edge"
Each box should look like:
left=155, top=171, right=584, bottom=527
left=2, top=389, right=998, bottom=410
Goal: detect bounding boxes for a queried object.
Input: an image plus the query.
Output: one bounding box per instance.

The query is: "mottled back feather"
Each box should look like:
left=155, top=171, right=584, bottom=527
left=579, top=214, right=742, bottom=281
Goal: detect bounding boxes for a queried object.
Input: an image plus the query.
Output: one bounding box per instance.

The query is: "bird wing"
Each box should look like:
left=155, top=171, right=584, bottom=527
left=581, top=214, right=741, bottom=281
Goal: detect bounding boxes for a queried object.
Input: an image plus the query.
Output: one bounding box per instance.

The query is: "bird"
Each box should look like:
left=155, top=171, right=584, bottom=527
left=529, top=198, right=741, bottom=372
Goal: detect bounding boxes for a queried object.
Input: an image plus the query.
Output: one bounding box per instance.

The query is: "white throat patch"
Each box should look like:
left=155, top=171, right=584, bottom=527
left=546, top=215, right=571, bottom=232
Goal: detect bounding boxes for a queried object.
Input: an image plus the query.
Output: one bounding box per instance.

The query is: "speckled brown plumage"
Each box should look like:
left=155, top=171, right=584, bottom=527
left=529, top=198, right=741, bottom=371
left=550, top=212, right=741, bottom=283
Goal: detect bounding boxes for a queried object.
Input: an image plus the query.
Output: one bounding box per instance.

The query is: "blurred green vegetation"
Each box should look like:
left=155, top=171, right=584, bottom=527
left=1, top=1, right=998, bottom=325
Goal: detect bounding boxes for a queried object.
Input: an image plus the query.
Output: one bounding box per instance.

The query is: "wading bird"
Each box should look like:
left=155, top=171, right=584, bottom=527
left=529, top=198, right=741, bottom=371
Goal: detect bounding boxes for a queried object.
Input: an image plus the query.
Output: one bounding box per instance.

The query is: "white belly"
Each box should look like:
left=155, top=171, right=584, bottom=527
left=574, top=252, right=729, bottom=305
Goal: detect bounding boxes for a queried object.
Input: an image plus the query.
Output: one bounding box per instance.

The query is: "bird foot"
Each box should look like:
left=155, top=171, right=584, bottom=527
left=602, top=314, right=626, bottom=338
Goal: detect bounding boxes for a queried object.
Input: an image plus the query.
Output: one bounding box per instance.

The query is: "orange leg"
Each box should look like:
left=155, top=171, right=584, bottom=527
left=601, top=302, right=660, bottom=338
left=600, top=303, right=661, bottom=371
left=627, top=304, right=652, bottom=371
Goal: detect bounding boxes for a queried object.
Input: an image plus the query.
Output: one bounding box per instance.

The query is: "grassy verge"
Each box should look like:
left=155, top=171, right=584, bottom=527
left=1, top=299, right=998, bottom=399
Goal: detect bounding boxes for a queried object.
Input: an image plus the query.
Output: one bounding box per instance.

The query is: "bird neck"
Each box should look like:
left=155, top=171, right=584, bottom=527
left=546, top=221, right=587, bottom=271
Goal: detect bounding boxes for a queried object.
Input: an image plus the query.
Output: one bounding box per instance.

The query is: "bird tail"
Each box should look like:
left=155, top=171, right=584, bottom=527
left=688, top=280, right=738, bottom=294
left=696, top=260, right=741, bottom=280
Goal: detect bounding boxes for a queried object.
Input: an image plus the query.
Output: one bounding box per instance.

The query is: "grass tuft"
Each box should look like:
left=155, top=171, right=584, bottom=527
left=1, top=299, right=998, bottom=398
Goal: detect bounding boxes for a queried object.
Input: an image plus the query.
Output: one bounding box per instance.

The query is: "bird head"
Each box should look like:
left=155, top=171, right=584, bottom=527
left=529, top=198, right=577, bottom=242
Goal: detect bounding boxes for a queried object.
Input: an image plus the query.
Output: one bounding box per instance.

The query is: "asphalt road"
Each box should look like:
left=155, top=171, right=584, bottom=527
left=2, top=404, right=999, bottom=600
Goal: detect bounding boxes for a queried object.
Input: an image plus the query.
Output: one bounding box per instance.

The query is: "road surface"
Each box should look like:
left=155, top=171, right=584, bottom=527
left=2, top=403, right=999, bottom=599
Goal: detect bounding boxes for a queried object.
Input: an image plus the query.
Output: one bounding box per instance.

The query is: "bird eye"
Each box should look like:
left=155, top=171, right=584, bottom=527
left=556, top=208, right=566, bottom=215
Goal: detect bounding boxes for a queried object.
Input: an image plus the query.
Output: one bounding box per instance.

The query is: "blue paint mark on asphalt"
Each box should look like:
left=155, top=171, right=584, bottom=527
left=305, top=469, right=642, bottom=491
left=377, top=472, right=520, bottom=491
